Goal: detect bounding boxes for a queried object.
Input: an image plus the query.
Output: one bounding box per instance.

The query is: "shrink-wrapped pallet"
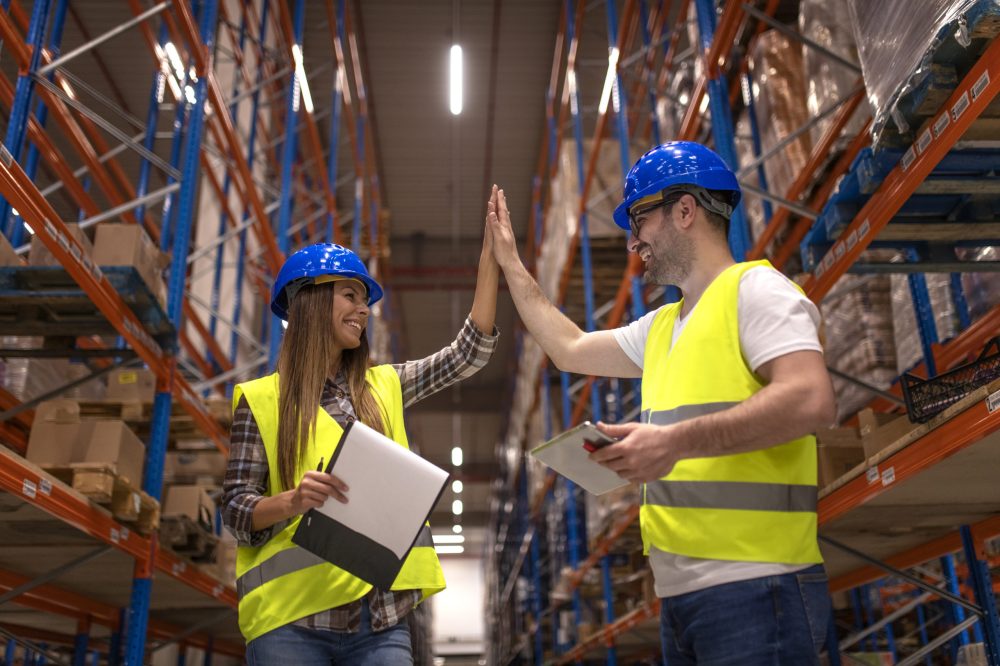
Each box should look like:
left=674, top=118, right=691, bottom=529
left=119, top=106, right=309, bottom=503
left=891, top=274, right=959, bottom=374
left=799, top=0, right=870, bottom=147
left=846, top=0, right=984, bottom=144
left=958, top=246, right=1000, bottom=320
left=821, top=273, right=898, bottom=420
left=749, top=31, right=813, bottom=208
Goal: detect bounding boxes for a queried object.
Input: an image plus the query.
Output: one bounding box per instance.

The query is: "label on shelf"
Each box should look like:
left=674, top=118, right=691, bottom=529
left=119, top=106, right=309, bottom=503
left=111, top=528, right=120, bottom=543
left=39, top=478, right=51, bottom=496
left=971, top=70, right=990, bottom=101
left=835, top=242, right=845, bottom=260
left=866, top=467, right=879, bottom=484
left=881, top=467, right=895, bottom=486
left=846, top=229, right=859, bottom=251
left=933, top=112, right=951, bottom=138
left=901, top=146, right=916, bottom=172
left=859, top=219, right=871, bottom=240
left=987, top=389, right=1000, bottom=413
left=173, top=561, right=187, bottom=575
left=213, top=584, right=224, bottom=598
left=951, top=91, right=971, bottom=121
left=916, top=129, right=932, bottom=154
left=22, top=479, right=36, bottom=499
left=121, top=527, right=130, bottom=541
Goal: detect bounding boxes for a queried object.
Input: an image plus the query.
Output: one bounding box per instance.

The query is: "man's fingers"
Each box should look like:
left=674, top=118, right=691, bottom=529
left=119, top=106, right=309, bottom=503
left=595, top=421, right=638, bottom=438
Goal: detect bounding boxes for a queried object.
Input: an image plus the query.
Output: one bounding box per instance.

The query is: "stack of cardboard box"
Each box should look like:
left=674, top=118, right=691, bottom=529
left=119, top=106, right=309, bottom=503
left=26, top=399, right=145, bottom=486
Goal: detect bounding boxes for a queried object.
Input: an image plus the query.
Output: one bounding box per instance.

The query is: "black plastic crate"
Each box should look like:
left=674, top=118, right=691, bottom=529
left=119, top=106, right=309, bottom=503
left=901, top=337, right=1000, bottom=423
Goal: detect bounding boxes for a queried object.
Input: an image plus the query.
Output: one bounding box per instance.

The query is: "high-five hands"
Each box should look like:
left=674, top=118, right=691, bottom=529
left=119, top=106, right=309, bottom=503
left=590, top=421, right=688, bottom=483
left=485, top=186, right=521, bottom=272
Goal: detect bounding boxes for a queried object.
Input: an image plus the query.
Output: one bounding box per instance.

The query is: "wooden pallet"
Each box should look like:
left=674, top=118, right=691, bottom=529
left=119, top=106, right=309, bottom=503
left=41, top=463, right=159, bottom=534
left=159, top=515, right=219, bottom=563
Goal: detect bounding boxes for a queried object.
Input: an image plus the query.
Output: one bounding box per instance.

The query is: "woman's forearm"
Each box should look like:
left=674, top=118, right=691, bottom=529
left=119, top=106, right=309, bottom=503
left=470, top=248, right=499, bottom=333
left=250, top=490, right=294, bottom=531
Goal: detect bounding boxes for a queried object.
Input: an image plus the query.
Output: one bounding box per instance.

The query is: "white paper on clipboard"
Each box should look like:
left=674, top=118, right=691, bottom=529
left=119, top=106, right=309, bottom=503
left=530, top=421, right=630, bottom=495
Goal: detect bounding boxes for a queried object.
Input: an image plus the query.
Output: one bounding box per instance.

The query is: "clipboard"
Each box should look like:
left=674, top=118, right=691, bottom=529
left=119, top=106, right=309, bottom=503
left=292, top=420, right=449, bottom=589
left=530, top=421, right=630, bottom=495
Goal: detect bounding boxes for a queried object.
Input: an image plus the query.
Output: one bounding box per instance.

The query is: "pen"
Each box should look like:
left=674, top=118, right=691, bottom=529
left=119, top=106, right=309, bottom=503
left=317, top=457, right=324, bottom=472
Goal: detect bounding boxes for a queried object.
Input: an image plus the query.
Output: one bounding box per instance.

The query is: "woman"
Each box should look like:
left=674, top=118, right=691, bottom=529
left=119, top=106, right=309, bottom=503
left=223, top=189, right=501, bottom=664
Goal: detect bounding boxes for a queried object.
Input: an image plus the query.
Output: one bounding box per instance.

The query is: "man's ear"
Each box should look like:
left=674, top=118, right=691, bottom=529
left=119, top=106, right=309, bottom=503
left=676, top=193, right=697, bottom=230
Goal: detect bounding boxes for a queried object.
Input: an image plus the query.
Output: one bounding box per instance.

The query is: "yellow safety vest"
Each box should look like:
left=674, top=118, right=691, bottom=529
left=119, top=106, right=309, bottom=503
left=639, top=260, right=823, bottom=564
left=232, top=365, right=446, bottom=642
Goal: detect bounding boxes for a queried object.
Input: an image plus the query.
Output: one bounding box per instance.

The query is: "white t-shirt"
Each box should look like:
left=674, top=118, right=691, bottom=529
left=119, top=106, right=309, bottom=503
left=612, top=265, right=824, bottom=598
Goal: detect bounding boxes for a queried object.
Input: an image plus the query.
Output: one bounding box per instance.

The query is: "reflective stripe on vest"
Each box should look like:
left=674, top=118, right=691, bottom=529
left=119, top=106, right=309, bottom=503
left=237, top=526, right=434, bottom=599
left=641, top=401, right=737, bottom=426
left=643, top=480, right=817, bottom=512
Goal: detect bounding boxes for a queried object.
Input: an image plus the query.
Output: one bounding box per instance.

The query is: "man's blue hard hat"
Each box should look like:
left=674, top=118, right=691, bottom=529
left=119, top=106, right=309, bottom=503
left=271, top=243, right=383, bottom=320
left=612, top=141, right=742, bottom=230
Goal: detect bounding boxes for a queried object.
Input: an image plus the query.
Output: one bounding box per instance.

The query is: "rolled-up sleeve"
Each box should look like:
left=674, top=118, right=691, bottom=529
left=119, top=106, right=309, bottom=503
left=392, top=315, right=500, bottom=408
left=222, top=396, right=274, bottom=546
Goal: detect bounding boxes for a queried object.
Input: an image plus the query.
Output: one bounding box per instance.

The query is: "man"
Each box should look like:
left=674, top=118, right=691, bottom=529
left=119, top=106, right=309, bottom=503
left=487, top=141, right=837, bottom=665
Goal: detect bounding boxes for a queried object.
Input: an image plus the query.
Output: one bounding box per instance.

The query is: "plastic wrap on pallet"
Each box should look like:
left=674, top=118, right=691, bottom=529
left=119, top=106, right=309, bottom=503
left=845, top=0, right=982, bottom=144
left=0, top=336, right=105, bottom=402
left=820, top=273, right=898, bottom=420
left=891, top=273, right=959, bottom=374
left=799, top=0, right=870, bottom=147
left=749, top=30, right=813, bottom=208
left=957, top=246, right=1000, bottom=320
left=735, top=110, right=767, bottom=244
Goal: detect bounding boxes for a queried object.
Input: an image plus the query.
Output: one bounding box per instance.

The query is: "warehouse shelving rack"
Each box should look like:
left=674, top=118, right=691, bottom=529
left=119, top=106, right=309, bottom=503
left=486, top=0, right=1000, bottom=664
left=0, top=1, right=388, bottom=663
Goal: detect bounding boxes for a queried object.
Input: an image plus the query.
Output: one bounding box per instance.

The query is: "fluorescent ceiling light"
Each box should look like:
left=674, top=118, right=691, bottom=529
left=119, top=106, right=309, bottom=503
left=451, top=447, right=463, bottom=467
left=452, top=480, right=463, bottom=494
left=432, top=534, right=465, bottom=544
left=452, top=524, right=463, bottom=534
left=434, top=545, right=464, bottom=555
left=292, top=44, right=315, bottom=114
left=598, top=47, right=620, bottom=115
left=452, top=499, right=463, bottom=516
left=450, top=44, right=463, bottom=115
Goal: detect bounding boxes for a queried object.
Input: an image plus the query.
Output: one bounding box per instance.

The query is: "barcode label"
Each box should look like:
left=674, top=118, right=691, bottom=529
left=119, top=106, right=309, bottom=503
left=39, top=478, right=51, bottom=496
left=901, top=146, right=917, bottom=171
left=951, top=91, right=971, bottom=121
left=835, top=242, right=846, bottom=259
left=933, top=112, right=951, bottom=138
left=846, top=229, right=859, bottom=251
left=22, top=479, right=36, bottom=499
left=859, top=219, right=871, bottom=239
left=987, top=389, right=1000, bottom=413
left=881, top=466, right=896, bottom=486
left=971, top=70, right=990, bottom=101
left=866, top=467, right=879, bottom=484
left=110, top=528, right=120, bottom=543
left=916, top=129, right=932, bottom=154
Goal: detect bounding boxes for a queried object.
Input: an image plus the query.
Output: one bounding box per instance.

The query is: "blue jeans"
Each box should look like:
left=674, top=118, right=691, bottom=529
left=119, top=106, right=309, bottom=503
left=659, top=564, right=830, bottom=665
left=247, top=600, right=413, bottom=666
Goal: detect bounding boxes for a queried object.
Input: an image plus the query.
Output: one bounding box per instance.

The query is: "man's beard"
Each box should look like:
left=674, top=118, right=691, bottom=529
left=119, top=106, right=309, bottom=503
left=642, top=230, right=693, bottom=287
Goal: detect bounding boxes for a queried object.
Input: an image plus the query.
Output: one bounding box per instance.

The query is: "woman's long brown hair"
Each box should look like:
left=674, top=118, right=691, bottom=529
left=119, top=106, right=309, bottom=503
left=275, top=282, right=389, bottom=490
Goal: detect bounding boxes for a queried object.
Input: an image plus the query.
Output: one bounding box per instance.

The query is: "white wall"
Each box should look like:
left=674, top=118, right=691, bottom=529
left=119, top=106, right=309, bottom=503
left=432, top=557, right=484, bottom=656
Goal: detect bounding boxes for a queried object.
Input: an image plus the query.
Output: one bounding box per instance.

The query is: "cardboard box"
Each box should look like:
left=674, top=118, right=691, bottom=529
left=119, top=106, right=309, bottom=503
left=163, top=484, right=217, bottom=530
left=92, top=223, right=168, bottom=309
left=105, top=368, right=156, bottom=403
left=28, top=223, right=93, bottom=267
left=165, top=451, right=227, bottom=483
left=27, top=400, right=145, bottom=485
left=816, top=426, right=865, bottom=488
left=0, top=233, right=22, bottom=267
left=858, top=408, right=916, bottom=458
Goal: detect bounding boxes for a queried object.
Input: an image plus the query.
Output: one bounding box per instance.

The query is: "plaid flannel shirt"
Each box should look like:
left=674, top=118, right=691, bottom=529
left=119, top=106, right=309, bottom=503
left=223, top=315, right=498, bottom=632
